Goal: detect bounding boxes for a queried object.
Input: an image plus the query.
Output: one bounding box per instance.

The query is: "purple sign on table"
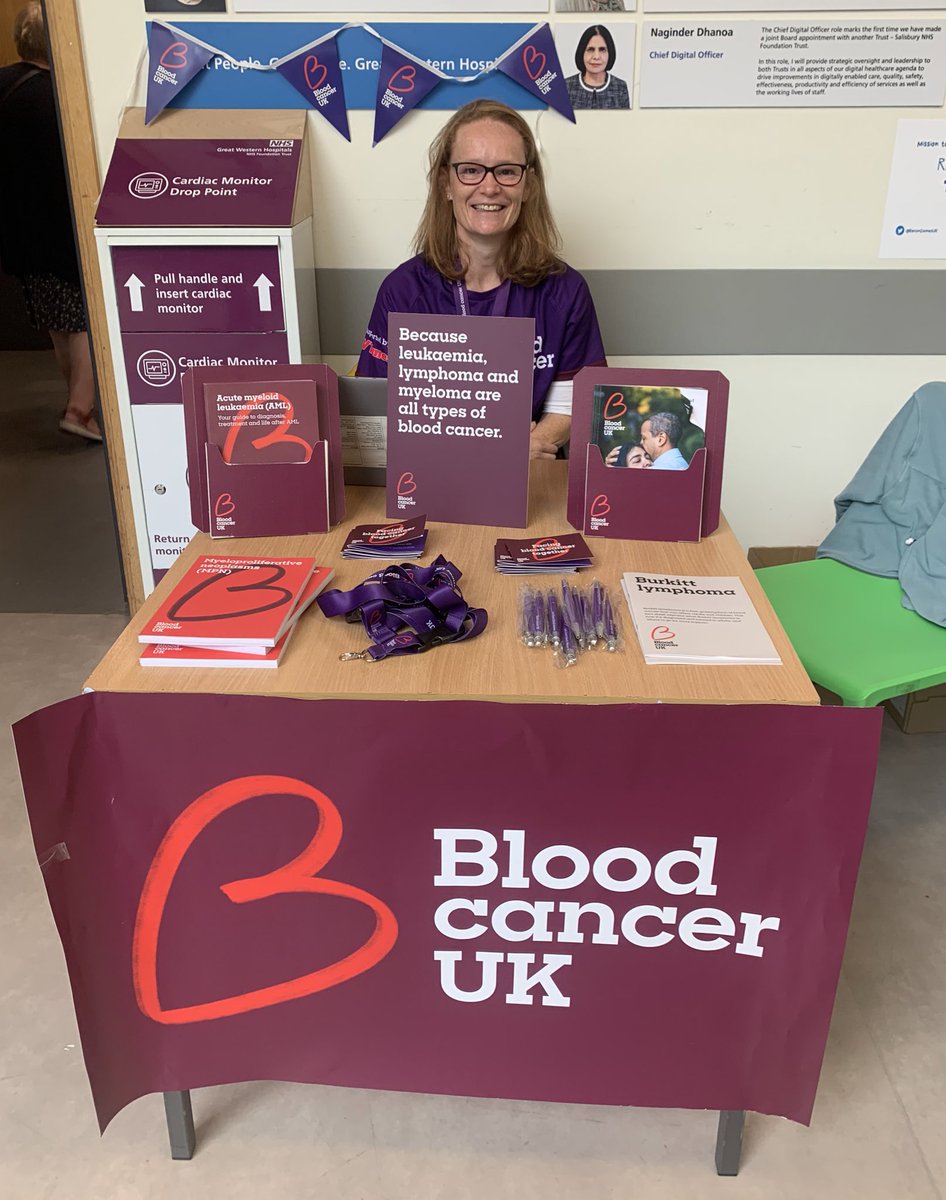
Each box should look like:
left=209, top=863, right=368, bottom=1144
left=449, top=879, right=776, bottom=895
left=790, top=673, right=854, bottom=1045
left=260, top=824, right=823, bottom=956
left=121, top=331, right=289, bottom=405
left=386, top=312, right=534, bottom=528
left=13, top=692, right=881, bottom=1132
left=96, top=140, right=301, bottom=228
left=111, top=246, right=284, bottom=334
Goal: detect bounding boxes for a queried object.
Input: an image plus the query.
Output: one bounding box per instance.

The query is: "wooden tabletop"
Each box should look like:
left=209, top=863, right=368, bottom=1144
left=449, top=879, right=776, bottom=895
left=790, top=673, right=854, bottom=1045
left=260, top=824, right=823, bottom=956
left=85, top=463, right=818, bottom=706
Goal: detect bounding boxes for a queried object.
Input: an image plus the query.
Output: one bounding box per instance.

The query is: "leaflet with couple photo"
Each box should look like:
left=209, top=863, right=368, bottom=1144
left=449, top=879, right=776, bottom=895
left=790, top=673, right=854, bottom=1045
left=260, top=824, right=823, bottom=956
left=591, top=384, right=708, bottom=474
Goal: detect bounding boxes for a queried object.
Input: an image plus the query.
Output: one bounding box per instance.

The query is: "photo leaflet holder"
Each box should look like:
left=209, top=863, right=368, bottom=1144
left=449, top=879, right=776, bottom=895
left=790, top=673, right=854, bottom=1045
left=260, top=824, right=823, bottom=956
left=567, top=366, right=729, bottom=542
left=582, top=444, right=706, bottom=541
left=206, top=440, right=329, bottom=538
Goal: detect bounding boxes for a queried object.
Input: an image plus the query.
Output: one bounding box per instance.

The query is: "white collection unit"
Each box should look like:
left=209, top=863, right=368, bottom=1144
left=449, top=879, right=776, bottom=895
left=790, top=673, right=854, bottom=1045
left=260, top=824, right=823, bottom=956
left=94, top=109, right=317, bottom=596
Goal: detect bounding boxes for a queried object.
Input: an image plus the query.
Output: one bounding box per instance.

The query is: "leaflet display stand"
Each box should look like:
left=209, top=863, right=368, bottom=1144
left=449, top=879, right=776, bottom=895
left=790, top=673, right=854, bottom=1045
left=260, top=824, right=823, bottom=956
left=566, top=367, right=729, bottom=543
left=94, top=107, right=318, bottom=595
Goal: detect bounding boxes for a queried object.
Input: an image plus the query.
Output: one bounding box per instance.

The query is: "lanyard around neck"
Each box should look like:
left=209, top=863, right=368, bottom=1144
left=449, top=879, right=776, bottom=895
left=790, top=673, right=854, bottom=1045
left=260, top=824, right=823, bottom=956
left=453, top=278, right=511, bottom=319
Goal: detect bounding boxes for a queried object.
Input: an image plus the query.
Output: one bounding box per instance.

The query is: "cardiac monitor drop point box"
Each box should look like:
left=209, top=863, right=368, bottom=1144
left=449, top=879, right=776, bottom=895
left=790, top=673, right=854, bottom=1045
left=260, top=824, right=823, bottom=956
left=95, top=108, right=318, bottom=597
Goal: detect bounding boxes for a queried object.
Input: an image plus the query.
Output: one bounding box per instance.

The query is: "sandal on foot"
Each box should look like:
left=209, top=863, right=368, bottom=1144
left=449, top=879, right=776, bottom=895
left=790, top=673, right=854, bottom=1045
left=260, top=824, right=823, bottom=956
left=60, top=409, right=103, bottom=442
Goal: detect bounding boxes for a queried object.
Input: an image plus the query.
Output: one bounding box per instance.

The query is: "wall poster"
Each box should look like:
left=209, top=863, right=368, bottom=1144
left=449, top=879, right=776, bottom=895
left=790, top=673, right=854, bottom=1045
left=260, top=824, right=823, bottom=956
left=880, top=119, right=946, bottom=258
left=639, top=20, right=946, bottom=107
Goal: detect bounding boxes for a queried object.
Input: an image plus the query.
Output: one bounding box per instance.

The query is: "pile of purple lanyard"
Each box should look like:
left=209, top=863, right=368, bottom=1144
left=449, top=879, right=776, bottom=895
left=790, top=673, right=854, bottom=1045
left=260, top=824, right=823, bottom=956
left=317, top=556, right=487, bottom=661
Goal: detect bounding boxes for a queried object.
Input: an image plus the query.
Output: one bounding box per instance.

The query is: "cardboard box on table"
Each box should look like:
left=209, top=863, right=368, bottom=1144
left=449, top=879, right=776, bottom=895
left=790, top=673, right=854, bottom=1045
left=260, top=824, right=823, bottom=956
left=94, top=108, right=317, bottom=594
left=566, top=368, right=729, bottom=543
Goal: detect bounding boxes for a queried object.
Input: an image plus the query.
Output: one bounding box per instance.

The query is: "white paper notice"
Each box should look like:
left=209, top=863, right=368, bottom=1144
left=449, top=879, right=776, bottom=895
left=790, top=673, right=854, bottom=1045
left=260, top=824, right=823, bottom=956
left=646, top=0, right=943, bottom=11
left=236, top=1, right=546, bottom=10
left=639, top=20, right=946, bottom=108
left=340, top=414, right=387, bottom=468
left=880, top=120, right=946, bottom=258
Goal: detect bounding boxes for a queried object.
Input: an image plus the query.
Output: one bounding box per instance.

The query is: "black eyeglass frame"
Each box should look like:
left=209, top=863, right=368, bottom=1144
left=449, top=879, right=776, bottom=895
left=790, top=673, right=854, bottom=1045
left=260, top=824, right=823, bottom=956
left=449, top=162, right=530, bottom=186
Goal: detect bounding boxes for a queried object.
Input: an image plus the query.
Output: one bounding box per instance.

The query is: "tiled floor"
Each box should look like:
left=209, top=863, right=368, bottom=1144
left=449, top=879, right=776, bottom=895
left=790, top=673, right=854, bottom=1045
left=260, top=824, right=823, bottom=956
left=2, top=354, right=945, bottom=1199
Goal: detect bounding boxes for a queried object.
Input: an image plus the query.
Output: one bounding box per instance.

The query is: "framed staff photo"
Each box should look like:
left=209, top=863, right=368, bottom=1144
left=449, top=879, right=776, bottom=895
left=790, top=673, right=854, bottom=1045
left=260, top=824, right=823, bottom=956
left=556, top=0, right=635, bottom=14
left=145, top=0, right=227, bottom=11
left=555, top=20, right=636, bottom=110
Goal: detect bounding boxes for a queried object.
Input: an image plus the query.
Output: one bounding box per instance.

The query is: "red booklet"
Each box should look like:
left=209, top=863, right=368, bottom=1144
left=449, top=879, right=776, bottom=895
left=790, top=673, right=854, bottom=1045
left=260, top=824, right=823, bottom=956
left=138, top=557, right=331, bottom=648
left=139, top=626, right=297, bottom=669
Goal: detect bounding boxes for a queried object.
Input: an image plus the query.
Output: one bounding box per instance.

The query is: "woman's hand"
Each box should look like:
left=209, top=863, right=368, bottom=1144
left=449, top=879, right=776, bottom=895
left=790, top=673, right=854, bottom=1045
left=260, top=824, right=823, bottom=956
left=605, top=446, right=622, bottom=466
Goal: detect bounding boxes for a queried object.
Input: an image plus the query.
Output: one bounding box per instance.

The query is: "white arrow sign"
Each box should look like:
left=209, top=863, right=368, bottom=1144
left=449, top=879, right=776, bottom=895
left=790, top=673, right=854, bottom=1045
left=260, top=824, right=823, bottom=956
left=124, top=274, right=145, bottom=312
left=254, top=274, right=274, bottom=313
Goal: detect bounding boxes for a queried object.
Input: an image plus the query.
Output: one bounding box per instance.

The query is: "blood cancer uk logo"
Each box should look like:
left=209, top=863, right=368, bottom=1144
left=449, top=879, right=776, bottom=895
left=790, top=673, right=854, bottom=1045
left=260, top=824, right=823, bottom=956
left=132, top=775, right=398, bottom=1024
left=380, top=64, right=417, bottom=113
left=650, top=625, right=678, bottom=649
left=588, top=493, right=610, bottom=531
left=396, top=471, right=417, bottom=511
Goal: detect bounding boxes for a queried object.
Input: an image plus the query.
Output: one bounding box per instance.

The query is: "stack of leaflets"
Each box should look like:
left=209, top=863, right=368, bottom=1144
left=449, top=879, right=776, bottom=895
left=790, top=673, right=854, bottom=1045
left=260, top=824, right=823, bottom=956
left=621, top=572, right=781, bottom=666
left=495, top=533, right=593, bottom=575
left=138, top=555, right=334, bottom=668
left=342, top=516, right=427, bottom=560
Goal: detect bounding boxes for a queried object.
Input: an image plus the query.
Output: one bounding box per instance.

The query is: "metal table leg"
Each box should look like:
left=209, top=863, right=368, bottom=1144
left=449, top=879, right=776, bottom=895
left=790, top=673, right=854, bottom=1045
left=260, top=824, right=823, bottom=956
left=715, top=1109, right=745, bottom=1175
left=163, top=1090, right=196, bottom=1160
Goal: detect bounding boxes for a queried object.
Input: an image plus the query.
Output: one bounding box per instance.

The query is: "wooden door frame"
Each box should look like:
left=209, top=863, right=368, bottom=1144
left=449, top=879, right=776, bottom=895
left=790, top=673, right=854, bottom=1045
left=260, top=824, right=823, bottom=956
left=44, top=0, right=145, bottom=612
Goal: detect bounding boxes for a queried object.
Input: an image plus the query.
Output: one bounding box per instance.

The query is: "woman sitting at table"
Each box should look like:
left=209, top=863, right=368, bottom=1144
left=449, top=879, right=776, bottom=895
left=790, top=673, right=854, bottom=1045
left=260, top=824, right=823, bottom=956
left=356, top=99, right=607, bottom=460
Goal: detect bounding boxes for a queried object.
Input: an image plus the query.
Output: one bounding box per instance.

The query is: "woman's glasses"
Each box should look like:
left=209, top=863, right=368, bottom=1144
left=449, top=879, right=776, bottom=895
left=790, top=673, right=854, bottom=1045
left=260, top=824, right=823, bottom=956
left=450, top=162, right=528, bottom=186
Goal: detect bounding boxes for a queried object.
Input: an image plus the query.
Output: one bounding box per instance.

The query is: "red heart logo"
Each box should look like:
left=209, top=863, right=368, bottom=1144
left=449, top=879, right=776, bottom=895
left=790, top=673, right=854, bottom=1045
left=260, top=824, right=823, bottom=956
left=159, top=41, right=189, bottom=69
left=523, top=46, right=546, bottom=82
left=603, top=392, right=627, bottom=420
left=590, top=494, right=611, bottom=518
left=530, top=538, right=568, bottom=562
left=214, top=492, right=235, bottom=518
left=304, top=55, right=328, bottom=92
left=397, top=471, right=417, bottom=496
left=222, top=392, right=313, bottom=465
left=650, top=626, right=676, bottom=641
left=167, top=564, right=294, bottom=624
left=132, top=775, right=398, bottom=1024
left=388, top=65, right=416, bottom=93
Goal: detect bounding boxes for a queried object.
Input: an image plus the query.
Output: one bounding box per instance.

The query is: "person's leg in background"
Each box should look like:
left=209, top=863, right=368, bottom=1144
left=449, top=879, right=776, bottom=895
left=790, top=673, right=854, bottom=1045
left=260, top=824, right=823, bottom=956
left=51, top=327, right=100, bottom=442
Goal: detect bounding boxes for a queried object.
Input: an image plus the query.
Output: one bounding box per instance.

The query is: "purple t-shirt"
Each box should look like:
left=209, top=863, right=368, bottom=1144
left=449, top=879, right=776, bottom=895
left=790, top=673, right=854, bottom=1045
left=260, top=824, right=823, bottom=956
left=357, top=255, right=607, bottom=421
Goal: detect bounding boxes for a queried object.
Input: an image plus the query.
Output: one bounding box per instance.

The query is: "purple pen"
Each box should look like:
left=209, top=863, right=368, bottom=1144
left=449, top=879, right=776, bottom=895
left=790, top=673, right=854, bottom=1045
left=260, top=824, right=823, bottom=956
left=520, top=587, right=535, bottom=646
left=592, top=580, right=605, bottom=640
left=603, top=593, right=618, bottom=651
left=580, top=588, right=597, bottom=647
left=561, top=581, right=584, bottom=647
left=561, top=617, right=578, bottom=666
left=530, top=587, right=547, bottom=646
left=546, top=590, right=563, bottom=647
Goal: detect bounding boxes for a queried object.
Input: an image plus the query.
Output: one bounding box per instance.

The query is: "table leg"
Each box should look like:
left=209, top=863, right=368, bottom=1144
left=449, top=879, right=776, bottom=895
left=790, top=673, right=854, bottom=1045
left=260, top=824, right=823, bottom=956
left=163, top=1090, right=196, bottom=1160
left=714, top=1109, right=744, bottom=1175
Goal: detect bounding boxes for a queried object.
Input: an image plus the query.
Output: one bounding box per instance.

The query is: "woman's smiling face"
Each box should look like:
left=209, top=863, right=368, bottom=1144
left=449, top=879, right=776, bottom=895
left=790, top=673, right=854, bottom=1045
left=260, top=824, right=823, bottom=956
left=445, top=119, right=530, bottom=252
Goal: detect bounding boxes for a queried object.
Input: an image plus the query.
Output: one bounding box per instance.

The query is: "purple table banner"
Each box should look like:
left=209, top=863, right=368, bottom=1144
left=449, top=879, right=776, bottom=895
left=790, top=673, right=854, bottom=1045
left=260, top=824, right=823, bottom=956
left=386, top=312, right=534, bottom=527
left=121, top=331, right=290, bottom=405
left=13, top=692, right=881, bottom=1132
left=96, top=140, right=302, bottom=228
left=111, top=246, right=285, bottom=334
